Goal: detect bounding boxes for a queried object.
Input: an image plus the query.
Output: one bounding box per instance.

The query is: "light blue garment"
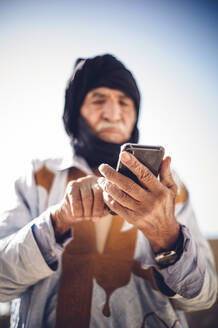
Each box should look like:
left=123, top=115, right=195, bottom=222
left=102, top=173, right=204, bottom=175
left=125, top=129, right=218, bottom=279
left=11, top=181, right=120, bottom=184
left=0, top=155, right=217, bottom=328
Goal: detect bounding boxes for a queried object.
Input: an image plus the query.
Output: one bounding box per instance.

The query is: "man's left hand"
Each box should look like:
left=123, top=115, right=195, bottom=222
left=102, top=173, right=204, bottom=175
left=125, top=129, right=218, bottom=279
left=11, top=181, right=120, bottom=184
left=98, top=151, right=180, bottom=253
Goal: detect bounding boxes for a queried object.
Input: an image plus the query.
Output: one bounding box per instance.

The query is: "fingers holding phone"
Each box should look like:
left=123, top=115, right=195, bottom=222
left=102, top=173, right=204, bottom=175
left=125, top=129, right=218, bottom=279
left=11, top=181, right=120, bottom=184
left=98, top=152, right=161, bottom=215
left=98, top=144, right=180, bottom=252
left=119, top=151, right=162, bottom=194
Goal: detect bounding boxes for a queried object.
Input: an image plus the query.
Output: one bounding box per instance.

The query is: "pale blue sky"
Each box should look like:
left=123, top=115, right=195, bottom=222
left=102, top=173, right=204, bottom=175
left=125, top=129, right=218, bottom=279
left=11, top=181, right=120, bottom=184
left=0, top=0, right=218, bottom=236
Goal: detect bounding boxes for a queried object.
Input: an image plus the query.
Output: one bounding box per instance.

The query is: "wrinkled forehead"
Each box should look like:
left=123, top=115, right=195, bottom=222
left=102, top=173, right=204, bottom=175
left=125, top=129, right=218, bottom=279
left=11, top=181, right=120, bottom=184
left=85, top=87, right=134, bottom=101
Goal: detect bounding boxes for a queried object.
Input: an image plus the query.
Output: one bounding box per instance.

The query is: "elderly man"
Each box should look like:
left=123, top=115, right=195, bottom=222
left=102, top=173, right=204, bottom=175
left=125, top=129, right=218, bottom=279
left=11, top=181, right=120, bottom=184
left=0, top=54, right=216, bottom=328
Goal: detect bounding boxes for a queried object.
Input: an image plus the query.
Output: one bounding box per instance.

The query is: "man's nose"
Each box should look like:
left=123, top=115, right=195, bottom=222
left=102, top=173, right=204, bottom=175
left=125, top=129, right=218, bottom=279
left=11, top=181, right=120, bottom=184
left=102, top=100, right=121, bottom=121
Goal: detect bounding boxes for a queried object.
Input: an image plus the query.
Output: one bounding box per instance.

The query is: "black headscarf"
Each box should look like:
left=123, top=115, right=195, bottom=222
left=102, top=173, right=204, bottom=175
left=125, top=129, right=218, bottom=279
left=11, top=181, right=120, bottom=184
left=63, top=54, right=141, bottom=168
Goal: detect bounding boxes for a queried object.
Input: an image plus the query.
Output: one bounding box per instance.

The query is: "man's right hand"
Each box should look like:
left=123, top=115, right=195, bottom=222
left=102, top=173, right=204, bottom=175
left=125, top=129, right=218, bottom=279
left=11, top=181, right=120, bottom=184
left=50, top=175, right=107, bottom=238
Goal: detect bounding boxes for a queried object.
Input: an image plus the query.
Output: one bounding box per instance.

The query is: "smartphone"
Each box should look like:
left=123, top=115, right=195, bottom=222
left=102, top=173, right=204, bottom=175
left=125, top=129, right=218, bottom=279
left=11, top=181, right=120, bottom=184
left=107, top=143, right=165, bottom=215
left=116, top=143, right=165, bottom=187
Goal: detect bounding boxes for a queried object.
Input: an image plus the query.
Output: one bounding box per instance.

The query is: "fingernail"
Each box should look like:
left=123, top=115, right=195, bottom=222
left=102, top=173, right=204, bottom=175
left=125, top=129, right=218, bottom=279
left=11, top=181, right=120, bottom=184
left=103, top=191, right=111, bottom=202
left=97, top=177, right=105, bottom=186
left=98, top=163, right=108, bottom=175
left=121, top=151, right=131, bottom=162
left=97, top=177, right=107, bottom=190
left=93, top=183, right=100, bottom=190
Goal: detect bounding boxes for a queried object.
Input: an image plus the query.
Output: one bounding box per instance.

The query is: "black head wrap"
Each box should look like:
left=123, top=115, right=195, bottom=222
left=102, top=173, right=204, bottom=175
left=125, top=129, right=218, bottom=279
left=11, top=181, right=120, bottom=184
left=63, top=54, right=141, bottom=168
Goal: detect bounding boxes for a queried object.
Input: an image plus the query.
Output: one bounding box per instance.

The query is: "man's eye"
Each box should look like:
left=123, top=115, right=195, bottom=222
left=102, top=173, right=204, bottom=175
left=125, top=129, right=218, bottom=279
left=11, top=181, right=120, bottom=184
left=119, top=101, right=128, bottom=106
left=92, top=100, right=105, bottom=105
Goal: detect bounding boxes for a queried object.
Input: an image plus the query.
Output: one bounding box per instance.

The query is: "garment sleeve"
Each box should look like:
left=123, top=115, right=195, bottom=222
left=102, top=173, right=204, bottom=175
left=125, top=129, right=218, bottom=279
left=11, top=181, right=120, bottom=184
left=31, top=213, right=72, bottom=270
left=0, top=163, right=67, bottom=302
left=153, top=175, right=217, bottom=312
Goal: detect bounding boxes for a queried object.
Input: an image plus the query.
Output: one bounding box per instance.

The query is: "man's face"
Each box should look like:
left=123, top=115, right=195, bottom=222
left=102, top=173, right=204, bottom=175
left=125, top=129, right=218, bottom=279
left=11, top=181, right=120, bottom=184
left=80, top=87, right=137, bottom=143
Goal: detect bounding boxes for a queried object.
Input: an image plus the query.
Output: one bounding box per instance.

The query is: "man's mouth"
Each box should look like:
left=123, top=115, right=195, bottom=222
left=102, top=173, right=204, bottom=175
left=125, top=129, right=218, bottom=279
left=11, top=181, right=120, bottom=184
left=99, top=127, right=121, bottom=134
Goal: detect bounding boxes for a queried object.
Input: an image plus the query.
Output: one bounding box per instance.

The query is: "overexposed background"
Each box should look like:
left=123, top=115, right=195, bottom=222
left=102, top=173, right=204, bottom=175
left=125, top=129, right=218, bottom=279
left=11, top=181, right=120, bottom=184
left=0, top=0, right=218, bottom=237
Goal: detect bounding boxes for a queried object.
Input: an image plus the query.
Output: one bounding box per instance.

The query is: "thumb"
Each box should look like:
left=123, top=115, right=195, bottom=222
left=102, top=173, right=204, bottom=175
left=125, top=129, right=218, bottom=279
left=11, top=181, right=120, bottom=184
left=160, top=157, right=177, bottom=195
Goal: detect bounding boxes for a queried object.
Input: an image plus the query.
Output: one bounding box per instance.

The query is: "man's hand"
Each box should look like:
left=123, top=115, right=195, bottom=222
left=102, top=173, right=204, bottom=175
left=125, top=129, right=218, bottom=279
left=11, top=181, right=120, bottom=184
left=98, top=151, right=180, bottom=253
left=50, top=175, right=107, bottom=238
